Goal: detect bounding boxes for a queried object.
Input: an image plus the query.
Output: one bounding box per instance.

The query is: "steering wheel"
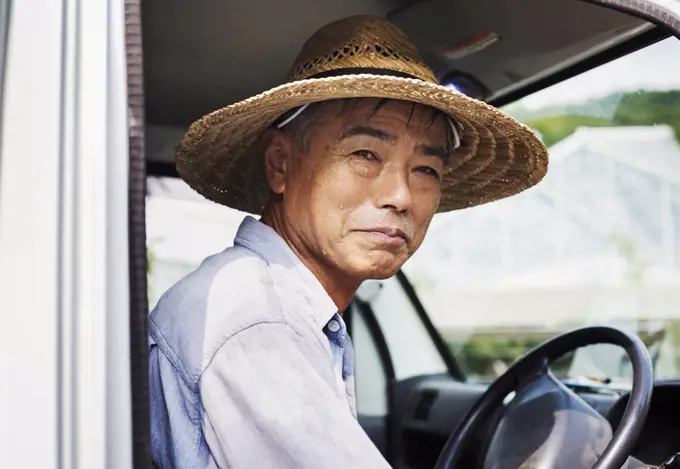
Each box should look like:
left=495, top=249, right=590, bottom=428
left=434, top=326, right=654, bottom=469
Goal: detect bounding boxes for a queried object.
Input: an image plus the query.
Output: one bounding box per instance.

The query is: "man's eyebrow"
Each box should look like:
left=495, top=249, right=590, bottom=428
left=340, top=125, right=449, bottom=163
left=415, top=143, right=449, bottom=163
left=339, top=125, right=397, bottom=142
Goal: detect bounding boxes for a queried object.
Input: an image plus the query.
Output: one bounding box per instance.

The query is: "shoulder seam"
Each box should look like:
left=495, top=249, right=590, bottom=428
left=149, top=316, right=198, bottom=392
left=195, top=257, right=290, bottom=379
left=234, top=236, right=271, bottom=266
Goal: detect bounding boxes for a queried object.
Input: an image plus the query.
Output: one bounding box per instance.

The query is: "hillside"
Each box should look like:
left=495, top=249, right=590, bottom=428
left=503, top=90, right=680, bottom=147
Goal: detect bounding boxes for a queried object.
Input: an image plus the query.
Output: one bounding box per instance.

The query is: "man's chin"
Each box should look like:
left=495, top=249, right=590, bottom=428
left=346, top=254, right=407, bottom=280
left=362, top=268, right=400, bottom=280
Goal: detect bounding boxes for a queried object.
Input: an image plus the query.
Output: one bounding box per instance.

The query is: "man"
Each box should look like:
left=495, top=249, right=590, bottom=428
left=149, top=15, right=548, bottom=469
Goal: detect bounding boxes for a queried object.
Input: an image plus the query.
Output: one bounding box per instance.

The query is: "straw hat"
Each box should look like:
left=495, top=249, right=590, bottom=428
left=176, top=15, right=549, bottom=214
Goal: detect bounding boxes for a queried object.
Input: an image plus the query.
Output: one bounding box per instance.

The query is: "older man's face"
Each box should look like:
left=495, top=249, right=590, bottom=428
left=264, top=99, right=449, bottom=280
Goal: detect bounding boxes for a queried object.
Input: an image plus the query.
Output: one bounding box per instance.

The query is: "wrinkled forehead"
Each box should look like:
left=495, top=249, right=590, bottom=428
left=277, top=98, right=460, bottom=149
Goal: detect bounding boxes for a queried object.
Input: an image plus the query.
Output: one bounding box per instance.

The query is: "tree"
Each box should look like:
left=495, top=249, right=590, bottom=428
left=521, top=90, right=680, bottom=147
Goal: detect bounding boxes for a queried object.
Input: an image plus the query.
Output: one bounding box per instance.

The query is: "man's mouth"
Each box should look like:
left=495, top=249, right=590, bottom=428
left=354, top=227, right=409, bottom=245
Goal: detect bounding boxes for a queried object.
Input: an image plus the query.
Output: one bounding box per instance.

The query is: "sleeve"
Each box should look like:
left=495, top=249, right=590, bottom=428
left=149, top=340, right=211, bottom=469
left=199, top=321, right=392, bottom=469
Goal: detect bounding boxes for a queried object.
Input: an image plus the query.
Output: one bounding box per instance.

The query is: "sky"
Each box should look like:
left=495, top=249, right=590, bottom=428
left=519, top=37, right=680, bottom=110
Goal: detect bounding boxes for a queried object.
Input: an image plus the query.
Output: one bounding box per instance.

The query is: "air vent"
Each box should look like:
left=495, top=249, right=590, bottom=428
left=413, top=389, right=439, bottom=421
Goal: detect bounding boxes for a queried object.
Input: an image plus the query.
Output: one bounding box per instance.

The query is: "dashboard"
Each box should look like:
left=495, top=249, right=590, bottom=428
left=393, top=377, right=680, bottom=468
left=608, top=381, right=680, bottom=466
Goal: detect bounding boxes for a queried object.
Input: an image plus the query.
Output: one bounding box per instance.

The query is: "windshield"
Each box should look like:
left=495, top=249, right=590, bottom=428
left=402, top=36, right=680, bottom=386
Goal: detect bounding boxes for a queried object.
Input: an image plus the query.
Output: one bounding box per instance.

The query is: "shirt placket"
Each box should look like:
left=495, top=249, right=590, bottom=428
left=325, top=316, right=347, bottom=397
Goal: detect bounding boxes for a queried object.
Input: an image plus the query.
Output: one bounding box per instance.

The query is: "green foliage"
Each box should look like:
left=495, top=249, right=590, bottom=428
left=527, top=115, right=610, bottom=147
left=613, top=90, right=680, bottom=135
left=147, top=246, right=154, bottom=274
left=455, top=329, right=666, bottom=380
left=520, top=90, right=680, bottom=148
left=610, top=234, right=648, bottom=283
left=453, top=336, right=573, bottom=379
left=454, top=337, right=538, bottom=377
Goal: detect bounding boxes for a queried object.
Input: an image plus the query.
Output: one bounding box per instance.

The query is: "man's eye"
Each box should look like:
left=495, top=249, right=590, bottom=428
left=353, top=149, right=377, bottom=160
left=416, top=166, right=441, bottom=179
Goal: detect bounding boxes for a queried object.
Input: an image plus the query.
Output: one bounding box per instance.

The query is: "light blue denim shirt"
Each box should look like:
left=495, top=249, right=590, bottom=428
left=149, top=216, right=390, bottom=469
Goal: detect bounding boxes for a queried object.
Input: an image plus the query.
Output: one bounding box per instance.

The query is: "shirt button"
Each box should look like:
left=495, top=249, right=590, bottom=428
left=328, top=320, right=340, bottom=332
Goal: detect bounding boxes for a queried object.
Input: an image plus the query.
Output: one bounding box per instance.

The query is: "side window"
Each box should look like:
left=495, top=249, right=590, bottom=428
left=350, top=301, right=389, bottom=416
left=357, top=278, right=450, bottom=382
left=146, top=176, right=246, bottom=308
left=402, top=37, right=680, bottom=385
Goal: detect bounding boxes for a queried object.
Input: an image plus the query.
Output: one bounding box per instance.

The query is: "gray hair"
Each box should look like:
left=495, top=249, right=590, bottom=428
left=277, top=98, right=458, bottom=159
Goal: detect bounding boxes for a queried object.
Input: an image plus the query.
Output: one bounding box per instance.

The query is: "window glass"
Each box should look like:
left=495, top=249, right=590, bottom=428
left=146, top=176, right=247, bottom=308
left=351, top=302, right=389, bottom=416
left=402, top=37, right=680, bottom=386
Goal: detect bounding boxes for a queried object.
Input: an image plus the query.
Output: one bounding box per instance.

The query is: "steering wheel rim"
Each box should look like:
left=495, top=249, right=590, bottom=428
left=434, top=325, right=654, bottom=469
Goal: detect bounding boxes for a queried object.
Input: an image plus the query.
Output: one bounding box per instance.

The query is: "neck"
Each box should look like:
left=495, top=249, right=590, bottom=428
left=261, top=206, right=360, bottom=312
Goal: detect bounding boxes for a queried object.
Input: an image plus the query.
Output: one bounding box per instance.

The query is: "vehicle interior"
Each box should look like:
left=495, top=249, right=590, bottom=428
left=139, top=1, right=680, bottom=468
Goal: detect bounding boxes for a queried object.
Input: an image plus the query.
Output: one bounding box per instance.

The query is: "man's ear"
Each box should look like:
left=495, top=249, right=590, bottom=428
left=261, top=128, right=292, bottom=195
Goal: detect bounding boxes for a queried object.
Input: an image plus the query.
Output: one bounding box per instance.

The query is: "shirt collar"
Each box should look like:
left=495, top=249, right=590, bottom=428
left=234, top=216, right=338, bottom=329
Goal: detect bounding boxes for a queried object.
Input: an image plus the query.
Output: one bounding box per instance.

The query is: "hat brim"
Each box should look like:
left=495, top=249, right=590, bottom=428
left=176, top=74, right=549, bottom=214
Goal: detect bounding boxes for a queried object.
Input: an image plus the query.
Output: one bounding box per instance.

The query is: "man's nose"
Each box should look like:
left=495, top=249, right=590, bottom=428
left=374, top=166, right=412, bottom=212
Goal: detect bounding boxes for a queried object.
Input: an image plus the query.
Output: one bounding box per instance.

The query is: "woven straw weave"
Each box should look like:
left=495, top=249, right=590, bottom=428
left=176, top=15, right=549, bottom=214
